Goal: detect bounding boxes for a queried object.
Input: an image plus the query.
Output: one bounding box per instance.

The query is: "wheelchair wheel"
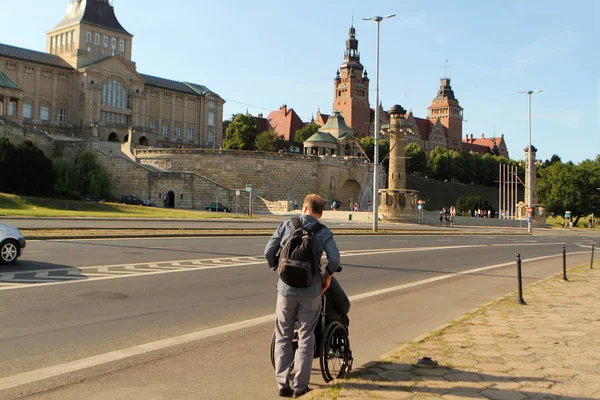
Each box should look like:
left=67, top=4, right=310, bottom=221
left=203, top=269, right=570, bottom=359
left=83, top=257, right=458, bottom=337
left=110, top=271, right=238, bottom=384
left=270, top=329, right=299, bottom=370
left=319, top=321, right=351, bottom=383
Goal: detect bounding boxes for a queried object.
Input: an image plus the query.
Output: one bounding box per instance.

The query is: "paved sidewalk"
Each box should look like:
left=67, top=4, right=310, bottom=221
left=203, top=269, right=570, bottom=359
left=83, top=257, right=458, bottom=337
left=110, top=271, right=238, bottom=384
left=309, top=265, right=600, bottom=400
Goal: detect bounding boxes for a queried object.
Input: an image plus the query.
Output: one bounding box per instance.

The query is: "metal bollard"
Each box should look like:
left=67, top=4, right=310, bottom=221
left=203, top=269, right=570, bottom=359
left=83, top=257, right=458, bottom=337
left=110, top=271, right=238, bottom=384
left=563, top=245, right=568, bottom=281
left=517, top=254, right=526, bottom=305
left=591, top=244, right=595, bottom=269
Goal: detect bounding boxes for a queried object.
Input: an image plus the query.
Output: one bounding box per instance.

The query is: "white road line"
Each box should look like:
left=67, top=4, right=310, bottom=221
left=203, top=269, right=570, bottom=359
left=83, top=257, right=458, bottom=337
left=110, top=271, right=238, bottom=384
left=122, top=268, right=157, bottom=272
left=34, top=272, right=49, bottom=278
left=67, top=270, right=82, bottom=275
left=171, top=262, right=182, bottom=266
left=97, top=268, right=138, bottom=274
left=0, top=274, right=16, bottom=280
left=0, top=251, right=587, bottom=393
left=1, top=244, right=583, bottom=292
left=41, top=276, right=85, bottom=280
left=83, top=273, right=115, bottom=277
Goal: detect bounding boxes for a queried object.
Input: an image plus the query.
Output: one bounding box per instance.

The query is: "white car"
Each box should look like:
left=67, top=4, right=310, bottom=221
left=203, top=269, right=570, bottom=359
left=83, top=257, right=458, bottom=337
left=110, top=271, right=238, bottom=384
left=0, top=223, right=26, bottom=264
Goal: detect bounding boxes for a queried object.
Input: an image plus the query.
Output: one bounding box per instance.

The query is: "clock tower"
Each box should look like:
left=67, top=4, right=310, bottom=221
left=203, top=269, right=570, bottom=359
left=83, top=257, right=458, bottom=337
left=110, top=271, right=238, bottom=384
left=333, top=26, right=371, bottom=138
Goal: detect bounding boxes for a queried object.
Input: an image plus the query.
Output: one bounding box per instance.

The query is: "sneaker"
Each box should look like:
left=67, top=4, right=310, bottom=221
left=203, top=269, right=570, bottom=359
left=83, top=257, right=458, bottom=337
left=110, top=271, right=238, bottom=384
left=293, top=387, right=312, bottom=398
left=279, top=387, right=294, bottom=397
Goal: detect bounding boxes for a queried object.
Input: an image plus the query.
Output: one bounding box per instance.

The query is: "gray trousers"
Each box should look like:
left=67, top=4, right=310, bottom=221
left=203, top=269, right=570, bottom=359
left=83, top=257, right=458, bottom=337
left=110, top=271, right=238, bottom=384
left=274, top=294, right=321, bottom=392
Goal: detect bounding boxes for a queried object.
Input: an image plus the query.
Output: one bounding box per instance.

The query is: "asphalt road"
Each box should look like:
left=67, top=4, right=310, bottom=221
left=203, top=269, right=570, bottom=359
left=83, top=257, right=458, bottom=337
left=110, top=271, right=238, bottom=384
left=0, top=232, right=596, bottom=399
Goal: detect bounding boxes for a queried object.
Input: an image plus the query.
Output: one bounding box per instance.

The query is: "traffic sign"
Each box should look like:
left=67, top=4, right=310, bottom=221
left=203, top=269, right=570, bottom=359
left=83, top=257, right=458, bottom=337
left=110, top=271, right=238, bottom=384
left=418, top=199, right=423, bottom=205
left=418, top=205, right=422, bottom=211
left=527, top=207, right=533, bottom=213
left=518, top=201, right=525, bottom=207
left=245, top=184, right=252, bottom=192
left=236, top=190, right=240, bottom=196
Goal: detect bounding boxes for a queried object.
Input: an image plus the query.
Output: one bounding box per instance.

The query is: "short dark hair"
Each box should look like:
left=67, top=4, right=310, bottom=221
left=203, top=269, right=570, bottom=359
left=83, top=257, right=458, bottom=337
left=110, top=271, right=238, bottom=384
left=303, top=194, right=324, bottom=216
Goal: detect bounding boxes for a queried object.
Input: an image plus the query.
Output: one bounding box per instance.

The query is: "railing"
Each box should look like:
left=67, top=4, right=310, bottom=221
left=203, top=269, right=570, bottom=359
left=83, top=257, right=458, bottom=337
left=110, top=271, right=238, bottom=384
left=134, top=147, right=369, bottom=164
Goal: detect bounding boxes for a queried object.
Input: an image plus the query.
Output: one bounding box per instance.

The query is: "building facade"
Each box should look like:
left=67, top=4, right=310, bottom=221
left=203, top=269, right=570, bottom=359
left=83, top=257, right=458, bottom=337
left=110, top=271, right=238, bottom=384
left=0, top=0, right=224, bottom=148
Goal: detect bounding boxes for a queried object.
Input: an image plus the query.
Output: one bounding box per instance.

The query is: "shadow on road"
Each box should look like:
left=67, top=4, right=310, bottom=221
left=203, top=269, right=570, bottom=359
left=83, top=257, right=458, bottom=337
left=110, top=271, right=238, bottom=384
left=0, top=261, right=91, bottom=284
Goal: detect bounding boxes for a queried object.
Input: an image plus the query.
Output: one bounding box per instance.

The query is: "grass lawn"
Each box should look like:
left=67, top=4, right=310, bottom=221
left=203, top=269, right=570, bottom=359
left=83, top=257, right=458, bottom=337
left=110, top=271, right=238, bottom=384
left=0, top=193, right=251, bottom=219
left=546, top=215, right=598, bottom=229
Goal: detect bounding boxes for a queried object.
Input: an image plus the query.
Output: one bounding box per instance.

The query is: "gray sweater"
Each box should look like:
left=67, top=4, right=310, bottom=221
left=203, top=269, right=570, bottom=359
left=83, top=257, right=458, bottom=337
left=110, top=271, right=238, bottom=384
left=264, top=214, right=340, bottom=297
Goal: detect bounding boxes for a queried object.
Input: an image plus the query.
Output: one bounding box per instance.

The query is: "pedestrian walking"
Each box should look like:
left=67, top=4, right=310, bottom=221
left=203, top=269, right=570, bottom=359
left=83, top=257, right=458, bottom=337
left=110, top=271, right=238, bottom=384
left=264, top=194, right=341, bottom=398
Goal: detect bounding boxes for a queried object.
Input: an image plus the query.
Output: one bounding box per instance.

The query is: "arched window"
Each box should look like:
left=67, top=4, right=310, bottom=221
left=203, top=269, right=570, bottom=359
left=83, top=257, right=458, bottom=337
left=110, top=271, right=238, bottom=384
left=102, top=78, right=130, bottom=110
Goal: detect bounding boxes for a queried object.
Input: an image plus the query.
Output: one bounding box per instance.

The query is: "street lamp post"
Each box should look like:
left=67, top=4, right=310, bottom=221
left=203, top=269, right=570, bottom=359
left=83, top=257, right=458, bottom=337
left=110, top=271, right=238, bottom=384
left=363, top=14, right=395, bottom=232
left=518, top=89, right=542, bottom=233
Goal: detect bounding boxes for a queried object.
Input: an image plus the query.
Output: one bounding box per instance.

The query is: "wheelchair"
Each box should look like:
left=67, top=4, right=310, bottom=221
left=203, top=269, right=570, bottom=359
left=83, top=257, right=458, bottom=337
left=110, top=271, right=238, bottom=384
left=270, top=275, right=353, bottom=383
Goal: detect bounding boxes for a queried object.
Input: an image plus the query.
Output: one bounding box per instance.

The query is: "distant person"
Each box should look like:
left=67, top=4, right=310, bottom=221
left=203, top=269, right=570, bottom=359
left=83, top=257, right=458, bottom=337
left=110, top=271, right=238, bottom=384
left=264, top=194, right=340, bottom=398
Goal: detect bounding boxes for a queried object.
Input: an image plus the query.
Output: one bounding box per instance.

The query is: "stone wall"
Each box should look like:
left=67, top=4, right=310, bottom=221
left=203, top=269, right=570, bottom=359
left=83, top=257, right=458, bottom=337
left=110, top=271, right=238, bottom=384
left=94, top=148, right=250, bottom=212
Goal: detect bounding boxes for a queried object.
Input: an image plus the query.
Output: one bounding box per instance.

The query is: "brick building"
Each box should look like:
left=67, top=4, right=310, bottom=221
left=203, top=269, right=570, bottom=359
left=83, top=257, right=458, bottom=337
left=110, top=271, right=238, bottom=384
left=0, top=0, right=224, bottom=148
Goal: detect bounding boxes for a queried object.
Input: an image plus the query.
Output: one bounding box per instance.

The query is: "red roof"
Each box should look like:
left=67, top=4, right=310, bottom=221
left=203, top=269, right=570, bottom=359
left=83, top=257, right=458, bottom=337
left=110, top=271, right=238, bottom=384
left=266, top=105, right=305, bottom=141
left=414, top=117, right=432, bottom=140
left=462, top=141, right=489, bottom=154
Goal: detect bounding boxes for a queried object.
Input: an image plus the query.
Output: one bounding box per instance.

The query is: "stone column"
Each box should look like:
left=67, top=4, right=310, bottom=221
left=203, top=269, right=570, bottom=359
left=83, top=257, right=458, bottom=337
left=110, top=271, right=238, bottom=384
left=388, top=105, right=407, bottom=190
left=2, top=96, right=8, bottom=116
left=525, top=145, right=538, bottom=206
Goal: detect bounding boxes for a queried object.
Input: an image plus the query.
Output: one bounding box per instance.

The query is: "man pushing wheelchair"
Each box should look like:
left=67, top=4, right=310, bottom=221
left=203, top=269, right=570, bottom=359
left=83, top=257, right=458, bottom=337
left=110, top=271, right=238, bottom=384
left=265, top=194, right=351, bottom=398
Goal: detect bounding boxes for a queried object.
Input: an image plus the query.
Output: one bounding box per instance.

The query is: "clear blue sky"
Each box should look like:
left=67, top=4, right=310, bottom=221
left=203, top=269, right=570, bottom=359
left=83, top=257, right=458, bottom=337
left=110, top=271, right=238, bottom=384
left=1, top=0, right=598, bottom=164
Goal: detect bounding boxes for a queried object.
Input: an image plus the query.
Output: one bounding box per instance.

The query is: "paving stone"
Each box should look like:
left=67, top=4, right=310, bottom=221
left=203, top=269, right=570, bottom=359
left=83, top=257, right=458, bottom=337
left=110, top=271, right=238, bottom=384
left=504, top=361, right=542, bottom=371
left=445, top=357, right=477, bottom=368
left=380, top=363, right=413, bottom=372
left=442, top=393, right=488, bottom=400
left=379, top=371, right=416, bottom=382
left=443, top=372, right=483, bottom=382
left=475, top=363, right=513, bottom=373
left=480, top=389, right=526, bottom=400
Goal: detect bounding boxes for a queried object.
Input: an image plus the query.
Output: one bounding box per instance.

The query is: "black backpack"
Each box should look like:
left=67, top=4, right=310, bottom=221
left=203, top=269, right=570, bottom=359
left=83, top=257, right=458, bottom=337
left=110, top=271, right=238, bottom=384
left=277, top=217, right=324, bottom=288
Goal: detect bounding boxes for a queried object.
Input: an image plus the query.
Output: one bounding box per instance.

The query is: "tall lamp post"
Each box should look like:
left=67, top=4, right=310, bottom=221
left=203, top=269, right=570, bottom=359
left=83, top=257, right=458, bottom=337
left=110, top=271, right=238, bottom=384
left=363, top=14, right=395, bottom=232
left=518, top=89, right=542, bottom=233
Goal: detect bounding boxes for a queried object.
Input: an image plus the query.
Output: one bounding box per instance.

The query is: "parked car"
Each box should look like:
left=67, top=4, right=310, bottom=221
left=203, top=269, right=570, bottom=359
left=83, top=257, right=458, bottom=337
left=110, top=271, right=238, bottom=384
left=120, top=195, right=145, bottom=206
left=0, top=223, right=26, bottom=264
left=205, top=203, right=232, bottom=212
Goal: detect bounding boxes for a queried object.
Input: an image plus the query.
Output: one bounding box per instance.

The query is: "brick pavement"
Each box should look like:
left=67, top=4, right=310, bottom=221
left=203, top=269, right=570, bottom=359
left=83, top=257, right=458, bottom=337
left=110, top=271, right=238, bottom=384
left=309, top=264, right=600, bottom=400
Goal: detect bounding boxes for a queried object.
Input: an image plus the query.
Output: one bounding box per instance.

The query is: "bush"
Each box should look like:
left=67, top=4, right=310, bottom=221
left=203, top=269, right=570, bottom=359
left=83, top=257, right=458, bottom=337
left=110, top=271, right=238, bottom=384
left=0, top=138, right=55, bottom=196
left=456, top=195, right=495, bottom=216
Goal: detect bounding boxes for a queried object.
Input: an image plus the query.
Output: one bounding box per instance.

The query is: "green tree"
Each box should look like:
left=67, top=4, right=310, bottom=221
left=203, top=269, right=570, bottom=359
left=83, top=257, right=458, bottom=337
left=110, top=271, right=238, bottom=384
left=294, top=123, right=320, bottom=145
left=254, top=131, right=277, bottom=152
left=537, top=159, right=600, bottom=225
left=222, top=114, right=259, bottom=150
left=74, top=150, right=111, bottom=198
left=405, top=142, right=427, bottom=175
left=427, top=147, right=453, bottom=181
left=540, top=154, right=562, bottom=169
left=359, top=136, right=390, bottom=174
left=456, top=195, right=494, bottom=216
left=53, top=150, right=111, bottom=199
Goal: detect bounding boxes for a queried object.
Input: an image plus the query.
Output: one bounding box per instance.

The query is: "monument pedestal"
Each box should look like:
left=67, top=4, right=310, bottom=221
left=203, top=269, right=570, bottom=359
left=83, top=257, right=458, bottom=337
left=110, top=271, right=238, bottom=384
left=378, top=189, right=419, bottom=223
